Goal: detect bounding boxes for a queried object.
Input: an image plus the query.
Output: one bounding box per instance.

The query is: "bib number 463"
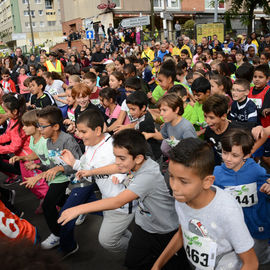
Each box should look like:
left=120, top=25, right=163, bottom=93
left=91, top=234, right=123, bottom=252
left=186, top=245, right=209, bottom=267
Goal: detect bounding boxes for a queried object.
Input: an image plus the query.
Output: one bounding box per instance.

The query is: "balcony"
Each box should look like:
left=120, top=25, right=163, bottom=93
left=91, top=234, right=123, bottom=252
left=46, top=9, right=56, bottom=21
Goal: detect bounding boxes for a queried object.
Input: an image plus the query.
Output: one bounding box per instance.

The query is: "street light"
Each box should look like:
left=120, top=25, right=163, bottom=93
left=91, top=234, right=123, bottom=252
left=27, top=0, right=35, bottom=52
left=214, top=0, right=218, bottom=22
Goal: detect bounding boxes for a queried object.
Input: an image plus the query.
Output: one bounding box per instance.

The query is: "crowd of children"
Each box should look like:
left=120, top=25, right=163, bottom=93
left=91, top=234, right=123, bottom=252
left=0, top=33, right=270, bottom=270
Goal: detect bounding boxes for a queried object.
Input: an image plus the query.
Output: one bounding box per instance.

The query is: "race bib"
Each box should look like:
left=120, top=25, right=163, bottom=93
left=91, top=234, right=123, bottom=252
left=183, top=229, right=217, bottom=270
left=225, top=182, right=258, bottom=207
left=250, top=98, right=262, bottom=109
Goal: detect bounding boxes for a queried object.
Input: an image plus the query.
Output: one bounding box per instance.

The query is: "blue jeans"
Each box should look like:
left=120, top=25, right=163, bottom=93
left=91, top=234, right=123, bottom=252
left=59, top=184, right=102, bottom=252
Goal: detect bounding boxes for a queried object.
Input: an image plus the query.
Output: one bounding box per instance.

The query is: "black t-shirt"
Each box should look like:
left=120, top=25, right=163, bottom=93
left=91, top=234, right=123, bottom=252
left=91, top=52, right=106, bottom=73
left=204, top=121, right=257, bottom=165
left=30, top=92, right=56, bottom=108
left=137, top=111, right=162, bottom=160
left=74, top=102, right=100, bottom=122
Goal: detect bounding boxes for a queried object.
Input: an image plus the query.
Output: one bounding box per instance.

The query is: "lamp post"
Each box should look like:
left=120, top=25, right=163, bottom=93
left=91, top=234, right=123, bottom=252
left=214, top=0, right=218, bottom=22
left=27, top=0, right=35, bottom=52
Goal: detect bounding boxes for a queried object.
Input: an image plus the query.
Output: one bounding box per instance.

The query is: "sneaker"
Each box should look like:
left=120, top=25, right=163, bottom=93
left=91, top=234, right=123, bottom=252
left=9, top=190, right=16, bottom=205
left=41, top=233, right=60, bottom=249
left=4, top=176, right=21, bottom=186
left=61, top=244, right=79, bottom=259
left=75, top=214, right=86, bottom=226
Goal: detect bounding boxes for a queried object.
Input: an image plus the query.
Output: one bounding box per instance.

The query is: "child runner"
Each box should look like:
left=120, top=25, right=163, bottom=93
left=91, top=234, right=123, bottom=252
left=58, top=129, right=190, bottom=270
left=21, top=106, right=82, bottom=250
left=151, top=137, right=258, bottom=270
left=17, top=67, right=29, bottom=101
left=214, top=128, right=270, bottom=265
left=0, top=69, right=16, bottom=94
left=109, top=71, right=126, bottom=106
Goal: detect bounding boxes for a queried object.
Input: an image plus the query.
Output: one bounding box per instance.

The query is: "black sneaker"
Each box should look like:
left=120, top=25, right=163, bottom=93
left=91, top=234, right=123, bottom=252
left=60, top=244, right=79, bottom=260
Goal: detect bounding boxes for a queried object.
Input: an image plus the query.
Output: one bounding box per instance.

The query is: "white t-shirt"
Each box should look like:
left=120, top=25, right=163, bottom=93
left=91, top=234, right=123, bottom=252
left=175, top=186, right=254, bottom=270
left=45, top=80, right=66, bottom=107
left=121, top=99, right=136, bottom=123
left=73, top=134, right=136, bottom=213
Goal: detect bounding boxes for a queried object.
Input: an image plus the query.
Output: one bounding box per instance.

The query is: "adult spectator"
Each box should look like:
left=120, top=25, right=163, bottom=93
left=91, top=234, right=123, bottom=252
left=192, top=45, right=203, bottom=64
left=113, top=33, right=121, bottom=48
left=157, top=43, right=169, bottom=62
left=91, top=43, right=106, bottom=73
left=141, top=44, right=155, bottom=65
left=180, top=36, right=192, bottom=57
left=174, top=20, right=181, bottom=39
left=44, top=51, right=64, bottom=74
left=107, top=23, right=115, bottom=42
left=78, top=50, right=90, bottom=68
left=260, top=33, right=270, bottom=54
left=67, top=55, right=81, bottom=74
left=221, top=34, right=234, bottom=49
left=250, top=32, right=260, bottom=54
left=12, top=47, right=27, bottom=66
left=27, top=54, right=39, bottom=69
left=98, top=22, right=105, bottom=42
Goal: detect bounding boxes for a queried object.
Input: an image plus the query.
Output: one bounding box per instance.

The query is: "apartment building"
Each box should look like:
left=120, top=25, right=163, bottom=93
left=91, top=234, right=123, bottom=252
left=0, top=0, right=63, bottom=51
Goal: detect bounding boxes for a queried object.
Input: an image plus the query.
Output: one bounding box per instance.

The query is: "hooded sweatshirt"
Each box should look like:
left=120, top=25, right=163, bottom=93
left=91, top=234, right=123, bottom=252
left=214, top=158, right=270, bottom=239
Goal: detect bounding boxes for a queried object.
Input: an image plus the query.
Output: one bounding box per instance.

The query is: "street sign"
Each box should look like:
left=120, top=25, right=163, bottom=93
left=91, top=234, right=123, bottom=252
left=84, top=18, right=93, bottom=30
left=12, top=33, right=26, bottom=40
left=120, top=16, right=150, bottom=28
left=86, top=30, right=94, bottom=40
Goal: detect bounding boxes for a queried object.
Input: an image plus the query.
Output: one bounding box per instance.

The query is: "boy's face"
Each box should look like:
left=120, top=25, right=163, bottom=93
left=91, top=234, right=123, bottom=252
left=253, top=71, right=268, bottom=89
left=83, top=79, right=95, bottom=90
left=169, top=160, right=213, bottom=205
left=23, top=124, right=36, bottom=136
left=194, top=91, right=209, bottom=104
left=159, top=103, right=178, bottom=123
left=31, top=81, right=43, bottom=94
left=231, top=84, right=249, bottom=102
left=38, top=117, right=55, bottom=139
left=127, top=104, right=145, bottom=120
left=2, top=74, right=10, bottom=81
left=76, top=122, right=100, bottom=146
left=113, top=146, right=140, bottom=173
left=235, top=53, right=243, bottom=62
left=204, top=112, right=225, bottom=132
left=222, top=145, right=248, bottom=172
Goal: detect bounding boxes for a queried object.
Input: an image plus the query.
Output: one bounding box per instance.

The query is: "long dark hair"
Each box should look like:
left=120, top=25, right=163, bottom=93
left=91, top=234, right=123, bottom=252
left=2, top=93, right=26, bottom=131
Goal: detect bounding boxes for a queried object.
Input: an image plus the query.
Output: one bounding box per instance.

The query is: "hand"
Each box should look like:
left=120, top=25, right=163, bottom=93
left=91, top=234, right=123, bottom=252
left=61, top=149, right=76, bottom=167
left=112, top=176, right=120, bottom=185
left=44, top=166, right=62, bottom=182
left=142, top=132, right=152, bottom=140
left=25, top=161, right=39, bottom=170
left=9, top=156, right=21, bottom=164
left=20, top=175, right=41, bottom=188
left=147, top=92, right=152, bottom=99
left=58, top=207, right=81, bottom=226
left=76, top=170, right=92, bottom=180
left=251, top=126, right=265, bottom=140
left=260, top=183, right=270, bottom=195
left=66, top=124, right=76, bottom=134
left=262, top=108, right=270, bottom=118
left=113, top=124, right=127, bottom=134
left=63, top=119, right=72, bottom=126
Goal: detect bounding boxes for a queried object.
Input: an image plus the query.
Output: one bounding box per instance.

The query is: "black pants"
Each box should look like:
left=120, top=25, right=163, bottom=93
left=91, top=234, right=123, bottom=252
left=42, top=181, right=69, bottom=237
left=0, top=155, right=21, bottom=176
left=125, top=224, right=191, bottom=270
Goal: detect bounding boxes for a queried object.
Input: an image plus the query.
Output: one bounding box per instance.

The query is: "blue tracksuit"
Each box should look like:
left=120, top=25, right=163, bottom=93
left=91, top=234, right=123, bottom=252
left=214, top=158, right=270, bottom=239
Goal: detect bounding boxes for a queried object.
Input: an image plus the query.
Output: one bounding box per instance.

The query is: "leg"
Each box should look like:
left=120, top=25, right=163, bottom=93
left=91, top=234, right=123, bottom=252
left=98, top=210, right=134, bottom=253
left=60, top=184, right=98, bottom=252
left=42, top=182, right=69, bottom=236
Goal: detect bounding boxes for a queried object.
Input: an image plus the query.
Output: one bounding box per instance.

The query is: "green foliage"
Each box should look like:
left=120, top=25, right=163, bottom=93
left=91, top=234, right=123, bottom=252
left=182, top=20, right=195, bottom=39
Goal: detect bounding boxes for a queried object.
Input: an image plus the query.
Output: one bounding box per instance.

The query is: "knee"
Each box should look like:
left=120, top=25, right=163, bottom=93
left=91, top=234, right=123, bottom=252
left=98, top=232, right=117, bottom=252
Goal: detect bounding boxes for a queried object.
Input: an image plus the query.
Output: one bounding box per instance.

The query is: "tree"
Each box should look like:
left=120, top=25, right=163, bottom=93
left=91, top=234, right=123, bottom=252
left=223, top=0, right=270, bottom=36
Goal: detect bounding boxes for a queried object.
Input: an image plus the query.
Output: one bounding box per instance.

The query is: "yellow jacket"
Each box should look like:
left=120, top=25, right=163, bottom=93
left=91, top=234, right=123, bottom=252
left=141, top=48, right=155, bottom=64
left=180, top=45, right=192, bottom=58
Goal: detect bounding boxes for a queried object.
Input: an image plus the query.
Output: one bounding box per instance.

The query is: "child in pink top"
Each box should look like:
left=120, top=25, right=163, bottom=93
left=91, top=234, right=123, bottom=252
left=99, top=87, right=129, bottom=132
left=17, top=67, right=29, bottom=95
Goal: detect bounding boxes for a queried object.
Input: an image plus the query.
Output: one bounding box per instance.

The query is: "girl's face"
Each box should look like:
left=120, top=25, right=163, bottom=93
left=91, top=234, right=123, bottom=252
left=99, top=96, right=111, bottom=108
left=217, top=54, right=225, bottom=62
left=42, top=75, right=51, bottom=85
left=210, top=79, right=224, bottom=95
left=195, top=63, right=204, bottom=70
left=157, top=73, right=173, bottom=91
left=66, top=89, right=75, bottom=106
left=69, top=78, right=79, bottom=87
left=76, top=94, right=89, bottom=109
left=115, top=60, right=123, bottom=72
left=109, top=75, right=122, bottom=89
left=235, top=53, right=243, bottom=63
left=260, top=54, right=268, bottom=65
left=23, top=124, right=36, bottom=136
left=2, top=103, right=17, bottom=119
left=197, top=47, right=202, bottom=54
left=20, top=68, right=26, bottom=75
left=159, top=103, right=178, bottom=123
left=70, top=56, right=76, bottom=62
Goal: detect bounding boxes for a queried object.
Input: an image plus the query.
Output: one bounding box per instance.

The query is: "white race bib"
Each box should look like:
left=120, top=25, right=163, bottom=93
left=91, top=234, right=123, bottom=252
left=225, top=182, right=258, bottom=207
left=250, top=98, right=262, bottom=109
left=183, top=229, right=217, bottom=270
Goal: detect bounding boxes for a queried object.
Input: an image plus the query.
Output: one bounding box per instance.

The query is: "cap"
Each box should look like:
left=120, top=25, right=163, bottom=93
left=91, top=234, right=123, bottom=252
left=223, top=40, right=228, bottom=44
left=152, top=57, right=162, bottom=62
left=265, top=33, right=270, bottom=38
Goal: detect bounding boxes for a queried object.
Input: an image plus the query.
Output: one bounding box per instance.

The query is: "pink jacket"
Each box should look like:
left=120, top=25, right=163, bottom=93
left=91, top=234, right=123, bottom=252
left=0, top=119, right=32, bottom=156
left=17, top=74, right=29, bottom=94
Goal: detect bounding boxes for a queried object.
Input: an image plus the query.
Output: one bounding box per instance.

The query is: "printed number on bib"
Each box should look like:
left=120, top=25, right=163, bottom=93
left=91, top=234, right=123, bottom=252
left=225, top=183, right=258, bottom=207
left=250, top=98, right=262, bottom=109
left=183, top=229, right=217, bottom=270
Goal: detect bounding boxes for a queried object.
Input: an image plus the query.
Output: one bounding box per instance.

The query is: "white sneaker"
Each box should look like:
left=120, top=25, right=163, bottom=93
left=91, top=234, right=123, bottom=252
left=41, top=233, right=60, bottom=249
left=75, top=214, right=86, bottom=226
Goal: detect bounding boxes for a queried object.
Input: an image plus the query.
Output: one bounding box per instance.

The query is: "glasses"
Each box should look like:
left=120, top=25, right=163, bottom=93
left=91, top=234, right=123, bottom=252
left=37, top=123, right=55, bottom=129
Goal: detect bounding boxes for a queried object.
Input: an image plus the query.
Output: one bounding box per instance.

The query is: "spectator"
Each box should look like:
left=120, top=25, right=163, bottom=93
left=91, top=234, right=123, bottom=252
left=107, top=23, right=115, bottom=42
left=174, top=20, right=181, bottom=39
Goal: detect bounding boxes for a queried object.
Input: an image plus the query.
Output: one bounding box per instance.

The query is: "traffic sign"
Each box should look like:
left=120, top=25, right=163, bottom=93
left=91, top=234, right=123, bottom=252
left=120, top=16, right=150, bottom=28
left=84, top=18, right=93, bottom=30
left=86, top=30, right=94, bottom=40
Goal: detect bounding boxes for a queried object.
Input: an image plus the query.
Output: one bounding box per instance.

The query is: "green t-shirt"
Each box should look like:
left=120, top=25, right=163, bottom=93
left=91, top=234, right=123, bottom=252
left=0, top=105, right=5, bottom=114
left=182, top=103, right=194, bottom=122
left=190, top=102, right=207, bottom=127
left=29, top=136, right=69, bottom=184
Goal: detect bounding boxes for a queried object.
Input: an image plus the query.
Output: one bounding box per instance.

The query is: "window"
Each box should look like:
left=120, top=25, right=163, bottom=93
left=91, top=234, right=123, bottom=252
left=166, top=0, right=179, bottom=9
left=25, top=22, right=29, bottom=28
left=48, top=21, right=56, bottom=26
left=24, top=10, right=28, bottom=16
left=24, top=10, right=35, bottom=16
left=205, top=0, right=225, bottom=9
left=22, top=0, right=27, bottom=4
left=40, top=21, right=44, bottom=27
left=32, top=22, right=36, bottom=28
left=38, top=10, right=43, bottom=15
left=154, top=0, right=164, bottom=9
left=35, top=0, right=41, bottom=3
left=111, top=0, right=120, bottom=8
left=45, top=0, right=53, bottom=9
